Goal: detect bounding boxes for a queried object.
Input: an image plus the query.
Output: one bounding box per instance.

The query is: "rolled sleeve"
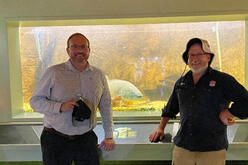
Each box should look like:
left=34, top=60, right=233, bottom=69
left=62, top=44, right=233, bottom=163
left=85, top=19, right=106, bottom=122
left=222, top=74, right=248, bottom=119
left=161, top=85, right=179, bottom=119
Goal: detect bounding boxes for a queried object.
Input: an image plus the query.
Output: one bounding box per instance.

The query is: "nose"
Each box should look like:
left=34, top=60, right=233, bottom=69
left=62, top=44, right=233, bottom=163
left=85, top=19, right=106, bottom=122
left=76, top=47, right=88, bottom=53
left=190, top=55, right=200, bottom=62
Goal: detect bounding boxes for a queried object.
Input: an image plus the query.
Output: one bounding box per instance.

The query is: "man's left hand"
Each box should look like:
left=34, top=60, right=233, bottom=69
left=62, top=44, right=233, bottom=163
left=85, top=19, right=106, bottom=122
left=98, top=138, right=115, bottom=151
left=219, top=109, right=235, bottom=126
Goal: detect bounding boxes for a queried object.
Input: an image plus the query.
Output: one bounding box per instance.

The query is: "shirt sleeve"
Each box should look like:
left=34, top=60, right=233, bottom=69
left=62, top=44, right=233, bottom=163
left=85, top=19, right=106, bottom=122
left=30, top=67, right=62, bottom=115
left=222, top=74, right=248, bottom=119
left=98, top=72, right=113, bottom=138
left=161, top=83, right=180, bottom=119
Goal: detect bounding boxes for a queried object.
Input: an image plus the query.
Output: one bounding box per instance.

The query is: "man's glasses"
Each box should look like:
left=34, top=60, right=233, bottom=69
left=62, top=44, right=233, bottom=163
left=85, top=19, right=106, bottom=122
left=188, top=53, right=206, bottom=58
left=69, top=45, right=89, bottom=49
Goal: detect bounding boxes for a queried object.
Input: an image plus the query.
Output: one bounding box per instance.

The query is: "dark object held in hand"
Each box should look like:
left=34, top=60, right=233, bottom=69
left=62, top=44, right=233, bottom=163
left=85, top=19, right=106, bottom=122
left=153, top=133, right=172, bottom=143
left=72, top=100, right=91, bottom=121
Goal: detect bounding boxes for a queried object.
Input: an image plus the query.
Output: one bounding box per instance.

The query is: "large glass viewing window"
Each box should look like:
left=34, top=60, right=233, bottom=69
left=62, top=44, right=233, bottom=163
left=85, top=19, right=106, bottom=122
left=9, top=20, right=246, bottom=120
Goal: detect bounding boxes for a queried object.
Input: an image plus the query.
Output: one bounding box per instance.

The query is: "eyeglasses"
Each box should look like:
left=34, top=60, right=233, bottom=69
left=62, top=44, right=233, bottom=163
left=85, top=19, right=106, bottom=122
left=69, top=45, right=89, bottom=49
left=188, top=53, right=206, bottom=58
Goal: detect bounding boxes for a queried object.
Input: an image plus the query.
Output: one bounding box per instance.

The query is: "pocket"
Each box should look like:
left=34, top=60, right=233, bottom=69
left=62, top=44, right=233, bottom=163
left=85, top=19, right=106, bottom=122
left=40, top=129, right=45, bottom=144
left=40, top=129, right=54, bottom=146
left=91, top=131, right=98, bottom=144
left=176, top=87, right=192, bottom=105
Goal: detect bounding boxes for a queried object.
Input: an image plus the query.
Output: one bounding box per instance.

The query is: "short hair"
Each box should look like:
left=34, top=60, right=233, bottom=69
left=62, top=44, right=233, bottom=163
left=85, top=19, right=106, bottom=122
left=66, top=33, right=90, bottom=48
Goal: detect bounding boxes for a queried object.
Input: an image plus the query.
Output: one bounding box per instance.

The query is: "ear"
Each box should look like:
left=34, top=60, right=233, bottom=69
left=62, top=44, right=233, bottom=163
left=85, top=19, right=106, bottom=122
left=66, top=47, right=70, bottom=55
left=206, top=54, right=211, bottom=62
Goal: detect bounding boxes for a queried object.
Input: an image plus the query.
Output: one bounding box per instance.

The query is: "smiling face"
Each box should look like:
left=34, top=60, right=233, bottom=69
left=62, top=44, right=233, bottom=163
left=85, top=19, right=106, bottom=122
left=188, top=43, right=210, bottom=74
left=66, top=34, right=90, bottom=65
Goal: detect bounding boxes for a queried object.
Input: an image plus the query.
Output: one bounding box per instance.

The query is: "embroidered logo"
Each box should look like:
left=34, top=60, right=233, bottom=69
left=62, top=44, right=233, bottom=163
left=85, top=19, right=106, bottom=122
left=209, top=80, right=216, bottom=87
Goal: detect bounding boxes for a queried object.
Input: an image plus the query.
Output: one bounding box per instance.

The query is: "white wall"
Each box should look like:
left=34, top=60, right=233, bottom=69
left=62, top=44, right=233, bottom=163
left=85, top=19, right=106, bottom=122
left=0, top=0, right=248, bottom=19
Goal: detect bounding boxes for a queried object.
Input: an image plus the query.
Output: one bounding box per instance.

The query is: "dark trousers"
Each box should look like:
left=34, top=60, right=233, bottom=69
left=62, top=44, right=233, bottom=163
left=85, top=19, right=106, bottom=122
left=40, top=128, right=100, bottom=165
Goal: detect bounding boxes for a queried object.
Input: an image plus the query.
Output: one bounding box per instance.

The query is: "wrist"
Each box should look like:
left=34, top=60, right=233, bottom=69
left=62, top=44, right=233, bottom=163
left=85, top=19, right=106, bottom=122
left=59, top=102, right=65, bottom=113
left=105, top=138, right=113, bottom=140
left=158, top=125, right=165, bottom=130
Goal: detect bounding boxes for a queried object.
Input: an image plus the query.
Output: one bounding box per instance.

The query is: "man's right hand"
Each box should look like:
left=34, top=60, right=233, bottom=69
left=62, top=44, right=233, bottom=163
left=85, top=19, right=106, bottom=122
left=149, top=117, right=169, bottom=142
left=60, top=99, right=78, bottom=112
left=149, top=127, right=165, bottom=142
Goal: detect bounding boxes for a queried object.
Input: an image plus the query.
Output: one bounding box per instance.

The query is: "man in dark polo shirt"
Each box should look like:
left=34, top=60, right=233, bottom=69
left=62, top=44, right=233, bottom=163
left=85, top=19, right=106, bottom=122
left=149, top=38, right=248, bottom=165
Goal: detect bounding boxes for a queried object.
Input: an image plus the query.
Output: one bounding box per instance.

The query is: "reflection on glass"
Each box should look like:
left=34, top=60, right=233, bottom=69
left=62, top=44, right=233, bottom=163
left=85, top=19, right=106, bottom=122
left=18, top=21, right=245, bottom=118
left=114, top=127, right=137, bottom=139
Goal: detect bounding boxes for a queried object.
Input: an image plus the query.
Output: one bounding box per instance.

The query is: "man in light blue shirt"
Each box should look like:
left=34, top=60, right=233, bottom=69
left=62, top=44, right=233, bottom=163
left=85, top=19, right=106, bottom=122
left=30, top=33, right=114, bottom=165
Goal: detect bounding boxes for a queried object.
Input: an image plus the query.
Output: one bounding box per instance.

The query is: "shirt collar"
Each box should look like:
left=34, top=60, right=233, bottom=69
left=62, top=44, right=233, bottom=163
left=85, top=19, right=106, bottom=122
left=184, top=66, right=213, bottom=85
left=204, top=66, right=213, bottom=76
left=65, top=60, right=94, bottom=72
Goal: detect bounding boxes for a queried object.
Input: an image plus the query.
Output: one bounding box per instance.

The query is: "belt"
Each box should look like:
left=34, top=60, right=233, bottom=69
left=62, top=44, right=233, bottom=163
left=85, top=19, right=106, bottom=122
left=44, top=127, right=90, bottom=140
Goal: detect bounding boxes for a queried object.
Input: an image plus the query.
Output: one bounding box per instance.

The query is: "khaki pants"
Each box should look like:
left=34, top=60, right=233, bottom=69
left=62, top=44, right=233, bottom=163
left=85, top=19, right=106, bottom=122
left=172, top=145, right=226, bottom=165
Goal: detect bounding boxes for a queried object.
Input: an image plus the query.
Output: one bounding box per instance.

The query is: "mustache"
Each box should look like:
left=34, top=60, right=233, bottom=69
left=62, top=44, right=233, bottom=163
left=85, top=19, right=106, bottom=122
left=76, top=53, right=87, bottom=56
left=191, top=62, right=200, bottom=65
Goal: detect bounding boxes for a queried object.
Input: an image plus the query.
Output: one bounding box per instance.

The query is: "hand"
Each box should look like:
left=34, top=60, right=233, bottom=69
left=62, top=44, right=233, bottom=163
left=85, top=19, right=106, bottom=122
left=98, top=138, right=115, bottom=151
left=219, top=109, right=235, bottom=126
left=149, top=127, right=165, bottom=142
left=60, top=99, right=78, bottom=112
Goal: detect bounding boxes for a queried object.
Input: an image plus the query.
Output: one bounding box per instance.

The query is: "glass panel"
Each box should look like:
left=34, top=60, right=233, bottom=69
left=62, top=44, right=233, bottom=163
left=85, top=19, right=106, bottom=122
left=1, top=122, right=247, bottom=144
left=17, top=21, right=245, bottom=119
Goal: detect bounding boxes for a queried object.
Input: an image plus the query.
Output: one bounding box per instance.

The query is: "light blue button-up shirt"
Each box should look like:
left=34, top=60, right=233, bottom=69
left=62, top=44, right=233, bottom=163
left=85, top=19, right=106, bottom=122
left=30, top=60, right=113, bottom=138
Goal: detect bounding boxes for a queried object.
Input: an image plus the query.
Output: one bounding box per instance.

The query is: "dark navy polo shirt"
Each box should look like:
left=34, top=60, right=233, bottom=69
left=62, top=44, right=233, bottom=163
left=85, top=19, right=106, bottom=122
left=162, top=67, right=248, bottom=151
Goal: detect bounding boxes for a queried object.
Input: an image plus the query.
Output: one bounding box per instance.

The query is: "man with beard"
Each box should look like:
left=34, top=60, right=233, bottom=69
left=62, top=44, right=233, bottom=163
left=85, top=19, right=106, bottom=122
left=149, top=38, right=248, bottom=165
left=30, top=33, right=114, bottom=165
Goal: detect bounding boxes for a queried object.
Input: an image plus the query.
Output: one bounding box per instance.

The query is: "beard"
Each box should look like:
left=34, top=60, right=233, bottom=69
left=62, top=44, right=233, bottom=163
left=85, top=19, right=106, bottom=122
left=189, top=62, right=208, bottom=74
left=71, top=53, right=89, bottom=63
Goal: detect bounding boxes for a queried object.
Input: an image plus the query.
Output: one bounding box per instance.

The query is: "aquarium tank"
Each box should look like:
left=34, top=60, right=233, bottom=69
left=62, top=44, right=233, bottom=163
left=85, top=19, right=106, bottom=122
left=15, top=21, right=245, bottom=119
